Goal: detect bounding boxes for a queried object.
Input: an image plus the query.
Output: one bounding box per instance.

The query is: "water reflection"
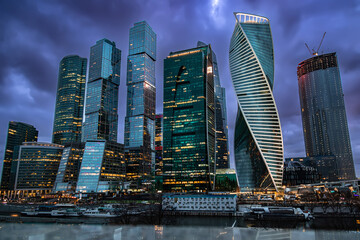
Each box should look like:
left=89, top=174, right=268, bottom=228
left=0, top=224, right=359, bottom=240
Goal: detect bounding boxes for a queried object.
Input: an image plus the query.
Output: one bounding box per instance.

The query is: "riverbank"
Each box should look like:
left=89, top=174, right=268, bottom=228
left=0, top=206, right=360, bottom=231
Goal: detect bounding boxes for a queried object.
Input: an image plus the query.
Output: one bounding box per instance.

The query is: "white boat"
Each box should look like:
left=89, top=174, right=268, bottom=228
left=21, top=208, right=38, bottom=216
left=247, top=206, right=314, bottom=220
left=51, top=208, right=82, bottom=217
left=82, top=208, right=118, bottom=218
left=51, top=204, right=83, bottom=217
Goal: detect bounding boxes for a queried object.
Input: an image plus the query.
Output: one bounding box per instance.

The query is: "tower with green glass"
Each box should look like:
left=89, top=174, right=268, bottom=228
left=163, top=43, right=216, bottom=192
left=82, top=39, right=121, bottom=142
left=1, top=121, right=38, bottom=190
left=124, top=21, right=156, bottom=182
left=52, top=55, right=87, bottom=145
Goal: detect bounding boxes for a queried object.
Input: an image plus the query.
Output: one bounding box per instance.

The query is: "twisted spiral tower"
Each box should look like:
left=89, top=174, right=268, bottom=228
left=229, top=13, right=283, bottom=191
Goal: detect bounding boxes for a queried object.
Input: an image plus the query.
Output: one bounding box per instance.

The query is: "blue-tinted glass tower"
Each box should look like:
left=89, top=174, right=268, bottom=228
left=297, top=53, right=356, bottom=180
left=124, top=21, right=156, bottom=182
left=229, top=13, right=284, bottom=192
left=82, top=39, right=121, bottom=142
left=52, top=55, right=87, bottom=145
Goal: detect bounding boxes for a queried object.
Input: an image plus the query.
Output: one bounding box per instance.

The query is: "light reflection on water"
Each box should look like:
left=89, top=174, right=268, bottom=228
left=0, top=224, right=359, bottom=240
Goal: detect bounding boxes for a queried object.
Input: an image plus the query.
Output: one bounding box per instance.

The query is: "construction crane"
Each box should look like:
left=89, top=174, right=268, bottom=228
left=304, top=32, right=326, bottom=56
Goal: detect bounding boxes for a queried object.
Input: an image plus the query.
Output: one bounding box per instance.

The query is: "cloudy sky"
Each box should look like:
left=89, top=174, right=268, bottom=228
left=0, top=0, right=359, bottom=176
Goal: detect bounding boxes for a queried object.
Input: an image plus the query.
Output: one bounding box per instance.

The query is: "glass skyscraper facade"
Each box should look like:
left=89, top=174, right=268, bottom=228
left=163, top=43, right=216, bottom=192
left=297, top=52, right=356, bottom=180
left=82, top=39, right=121, bottom=142
left=229, top=13, right=284, bottom=192
left=76, top=140, right=125, bottom=193
left=198, top=41, right=229, bottom=169
left=52, top=55, right=87, bottom=145
left=215, top=85, right=229, bottom=169
left=1, top=121, right=38, bottom=190
left=155, top=114, right=163, bottom=187
left=211, top=45, right=229, bottom=170
left=124, top=21, right=156, bottom=182
left=14, top=142, right=63, bottom=191
left=53, top=142, right=85, bottom=192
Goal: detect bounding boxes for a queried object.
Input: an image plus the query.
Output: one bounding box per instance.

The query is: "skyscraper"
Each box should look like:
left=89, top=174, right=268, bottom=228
left=1, top=121, right=38, bottom=190
left=297, top=52, right=356, bottom=180
left=82, top=39, right=121, bottom=142
left=229, top=13, right=284, bottom=192
left=198, top=40, right=229, bottom=169
left=211, top=47, right=229, bottom=170
left=163, top=43, right=216, bottom=192
left=52, top=55, right=87, bottom=145
left=124, top=21, right=156, bottom=182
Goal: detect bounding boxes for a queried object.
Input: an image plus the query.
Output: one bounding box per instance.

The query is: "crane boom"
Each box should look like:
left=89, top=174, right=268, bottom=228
left=305, top=43, right=312, bottom=55
left=316, top=32, right=326, bottom=54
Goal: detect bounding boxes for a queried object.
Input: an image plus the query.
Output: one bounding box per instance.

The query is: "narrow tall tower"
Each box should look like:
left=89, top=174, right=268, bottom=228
left=229, top=13, right=284, bottom=192
left=82, top=39, right=121, bottom=142
left=155, top=114, right=163, bottom=185
left=198, top=41, right=229, bottom=169
left=297, top=52, right=356, bottom=180
left=124, top=21, right=156, bottom=182
left=1, top=121, right=38, bottom=190
left=212, top=49, right=229, bottom=170
left=52, top=55, right=87, bottom=145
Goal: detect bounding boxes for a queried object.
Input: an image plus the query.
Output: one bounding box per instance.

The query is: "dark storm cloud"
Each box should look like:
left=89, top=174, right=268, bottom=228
left=0, top=0, right=359, bottom=176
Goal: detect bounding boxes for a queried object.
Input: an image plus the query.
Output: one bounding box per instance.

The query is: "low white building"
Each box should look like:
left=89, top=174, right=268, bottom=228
left=162, top=194, right=237, bottom=212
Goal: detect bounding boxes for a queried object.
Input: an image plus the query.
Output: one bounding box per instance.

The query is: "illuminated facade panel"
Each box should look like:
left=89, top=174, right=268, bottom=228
left=124, top=21, right=156, bottom=182
left=53, top=142, right=85, bottom=192
left=297, top=53, right=356, bottom=180
left=163, top=44, right=216, bottom=192
left=229, top=13, right=284, bottom=192
left=52, top=55, right=87, bottom=145
left=14, top=142, right=64, bottom=190
left=76, top=140, right=125, bottom=193
left=1, top=121, right=38, bottom=190
left=82, top=39, right=121, bottom=142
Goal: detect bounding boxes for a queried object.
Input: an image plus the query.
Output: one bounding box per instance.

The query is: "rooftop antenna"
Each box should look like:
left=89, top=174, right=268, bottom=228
left=304, top=32, right=326, bottom=56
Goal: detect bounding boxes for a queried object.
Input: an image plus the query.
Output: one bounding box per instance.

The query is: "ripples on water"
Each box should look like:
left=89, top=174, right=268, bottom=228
left=0, top=223, right=359, bottom=240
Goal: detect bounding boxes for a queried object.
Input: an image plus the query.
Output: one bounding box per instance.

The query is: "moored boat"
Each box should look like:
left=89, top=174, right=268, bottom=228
left=243, top=206, right=314, bottom=221
left=82, top=208, right=119, bottom=218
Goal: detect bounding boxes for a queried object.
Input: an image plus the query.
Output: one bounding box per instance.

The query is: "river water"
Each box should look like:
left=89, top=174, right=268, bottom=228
left=0, top=216, right=359, bottom=240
